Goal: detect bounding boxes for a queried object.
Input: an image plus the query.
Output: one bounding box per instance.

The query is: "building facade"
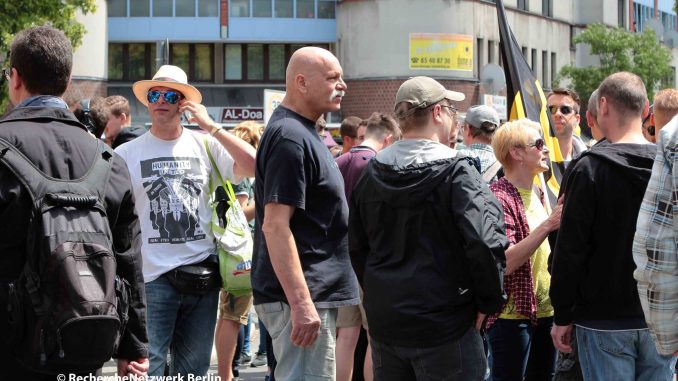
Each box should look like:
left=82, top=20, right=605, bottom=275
left=66, top=0, right=678, bottom=124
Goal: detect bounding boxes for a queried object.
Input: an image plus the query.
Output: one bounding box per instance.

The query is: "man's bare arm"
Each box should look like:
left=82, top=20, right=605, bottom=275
left=262, top=202, right=320, bottom=347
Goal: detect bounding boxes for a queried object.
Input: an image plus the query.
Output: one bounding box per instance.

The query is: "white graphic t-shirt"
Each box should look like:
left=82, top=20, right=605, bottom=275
left=115, top=128, right=238, bottom=282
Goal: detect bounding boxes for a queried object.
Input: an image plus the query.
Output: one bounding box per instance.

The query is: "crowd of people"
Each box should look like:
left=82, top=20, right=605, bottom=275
left=0, top=24, right=676, bottom=381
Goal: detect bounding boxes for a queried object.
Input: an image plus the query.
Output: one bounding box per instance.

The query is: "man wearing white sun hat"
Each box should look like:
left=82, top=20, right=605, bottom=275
left=115, top=65, right=256, bottom=378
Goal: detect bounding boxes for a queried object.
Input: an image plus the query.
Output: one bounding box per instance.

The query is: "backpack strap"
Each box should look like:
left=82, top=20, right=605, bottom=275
left=482, top=160, right=502, bottom=183
left=0, top=138, right=113, bottom=210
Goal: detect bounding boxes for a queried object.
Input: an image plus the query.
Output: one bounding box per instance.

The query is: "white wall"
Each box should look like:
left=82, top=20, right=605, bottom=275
left=72, top=0, right=108, bottom=80
left=337, top=0, right=573, bottom=84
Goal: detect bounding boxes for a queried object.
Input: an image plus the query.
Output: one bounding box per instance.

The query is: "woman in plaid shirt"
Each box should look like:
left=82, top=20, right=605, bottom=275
left=486, top=119, right=563, bottom=381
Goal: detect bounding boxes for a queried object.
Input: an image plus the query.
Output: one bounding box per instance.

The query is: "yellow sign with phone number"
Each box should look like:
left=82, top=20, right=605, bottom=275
left=409, top=33, right=474, bottom=71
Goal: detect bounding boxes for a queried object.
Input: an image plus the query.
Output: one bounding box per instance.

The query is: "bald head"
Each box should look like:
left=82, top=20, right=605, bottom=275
left=286, top=47, right=340, bottom=87
left=282, top=47, right=346, bottom=120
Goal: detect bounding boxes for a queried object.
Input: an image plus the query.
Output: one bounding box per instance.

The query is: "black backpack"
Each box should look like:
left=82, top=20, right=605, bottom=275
left=0, top=138, right=130, bottom=374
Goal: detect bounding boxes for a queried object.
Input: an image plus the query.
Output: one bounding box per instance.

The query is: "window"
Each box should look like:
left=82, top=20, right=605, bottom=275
left=225, top=45, right=243, bottom=80
left=488, top=40, right=495, bottom=64
left=522, top=46, right=527, bottom=60
left=275, top=0, right=293, bottom=17
left=154, top=0, right=173, bottom=16
left=542, top=0, right=552, bottom=17
left=662, top=66, right=676, bottom=88
left=531, top=48, right=537, bottom=74
left=223, top=43, right=330, bottom=82
left=109, top=44, right=124, bottom=80
left=171, top=43, right=213, bottom=81
left=297, top=0, right=315, bottom=18
left=231, top=0, right=250, bottom=17
left=253, top=0, right=272, bottom=17
left=517, top=0, right=528, bottom=11
left=318, top=0, right=336, bottom=19
left=195, top=44, right=213, bottom=81
left=108, top=0, right=127, bottom=17
left=476, top=38, right=484, bottom=74
left=176, top=0, right=196, bottom=16
left=108, top=43, right=156, bottom=82
left=247, top=44, right=264, bottom=80
left=551, top=52, right=557, bottom=86
left=198, top=0, right=219, bottom=16
left=618, top=0, right=625, bottom=28
left=542, top=50, right=548, bottom=87
left=269, top=44, right=285, bottom=80
left=131, top=0, right=150, bottom=16
left=171, top=44, right=190, bottom=75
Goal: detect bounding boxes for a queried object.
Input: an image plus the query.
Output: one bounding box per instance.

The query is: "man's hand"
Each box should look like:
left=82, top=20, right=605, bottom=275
left=179, top=100, right=216, bottom=132
left=289, top=299, right=321, bottom=347
left=117, top=357, right=149, bottom=378
left=551, top=324, right=574, bottom=353
left=475, top=312, right=486, bottom=331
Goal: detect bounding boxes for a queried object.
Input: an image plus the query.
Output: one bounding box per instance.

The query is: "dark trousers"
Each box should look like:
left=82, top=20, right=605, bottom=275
left=371, top=327, right=487, bottom=381
left=487, top=317, right=557, bottom=381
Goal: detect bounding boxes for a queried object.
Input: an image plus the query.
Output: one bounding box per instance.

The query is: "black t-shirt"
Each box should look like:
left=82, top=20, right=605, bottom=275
left=253, top=105, right=359, bottom=308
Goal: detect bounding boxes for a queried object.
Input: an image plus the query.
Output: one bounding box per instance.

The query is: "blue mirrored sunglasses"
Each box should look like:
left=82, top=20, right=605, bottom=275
left=147, top=90, right=182, bottom=105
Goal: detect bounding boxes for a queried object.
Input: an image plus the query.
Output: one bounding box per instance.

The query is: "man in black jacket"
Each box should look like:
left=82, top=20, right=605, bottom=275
left=349, top=76, right=507, bottom=381
left=0, top=26, right=148, bottom=380
left=550, top=72, right=676, bottom=381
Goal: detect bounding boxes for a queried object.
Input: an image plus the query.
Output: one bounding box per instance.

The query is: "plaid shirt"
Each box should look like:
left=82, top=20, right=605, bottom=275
left=488, top=177, right=539, bottom=328
left=632, top=120, right=678, bottom=356
left=457, top=144, right=498, bottom=173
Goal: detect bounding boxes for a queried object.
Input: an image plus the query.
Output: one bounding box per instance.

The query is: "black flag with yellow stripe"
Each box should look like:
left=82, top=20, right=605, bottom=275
left=495, top=0, right=564, bottom=206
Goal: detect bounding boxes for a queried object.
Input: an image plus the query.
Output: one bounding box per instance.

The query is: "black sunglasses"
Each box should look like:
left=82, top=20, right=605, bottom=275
left=527, top=138, right=546, bottom=151
left=548, top=105, right=575, bottom=115
left=147, top=90, right=182, bottom=105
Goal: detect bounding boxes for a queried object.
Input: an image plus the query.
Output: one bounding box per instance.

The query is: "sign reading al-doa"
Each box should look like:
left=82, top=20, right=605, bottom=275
left=409, top=33, right=473, bottom=71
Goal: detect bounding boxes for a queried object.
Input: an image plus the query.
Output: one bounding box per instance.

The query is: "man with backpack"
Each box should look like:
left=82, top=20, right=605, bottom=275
left=115, top=64, right=255, bottom=378
left=0, top=26, right=148, bottom=380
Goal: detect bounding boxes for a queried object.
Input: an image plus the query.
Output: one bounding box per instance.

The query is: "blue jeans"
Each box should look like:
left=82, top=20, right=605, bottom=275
left=487, top=317, right=556, bottom=381
left=242, top=312, right=253, bottom=355
left=258, top=320, right=269, bottom=354
left=576, top=326, right=677, bottom=381
left=145, top=276, right=219, bottom=377
left=371, top=327, right=487, bottom=381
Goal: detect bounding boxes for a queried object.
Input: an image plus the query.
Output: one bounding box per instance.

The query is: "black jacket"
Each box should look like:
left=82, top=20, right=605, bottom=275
left=550, top=140, right=655, bottom=328
left=349, top=154, right=507, bottom=347
left=0, top=107, right=148, bottom=363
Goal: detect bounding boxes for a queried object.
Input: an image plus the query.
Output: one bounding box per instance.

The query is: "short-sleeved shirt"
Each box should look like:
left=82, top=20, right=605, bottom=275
left=253, top=105, right=360, bottom=308
left=335, top=146, right=377, bottom=201
left=115, top=128, right=238, bottom=282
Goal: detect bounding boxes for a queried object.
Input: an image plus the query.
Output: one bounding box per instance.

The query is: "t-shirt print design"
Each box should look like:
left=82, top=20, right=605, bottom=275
left=141, top=156, right=205, bottom=244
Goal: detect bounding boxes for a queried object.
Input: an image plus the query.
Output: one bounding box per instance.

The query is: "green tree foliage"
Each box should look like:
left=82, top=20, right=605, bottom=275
left=556, top=23, right=672, bottom=104
left=0, top=0, right=96, bottom=109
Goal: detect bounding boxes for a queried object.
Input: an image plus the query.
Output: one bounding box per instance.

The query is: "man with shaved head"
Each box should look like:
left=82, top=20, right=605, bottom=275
left=253, top=47, right=359, bottom=380
left=550, top=72, right=676, bottom=380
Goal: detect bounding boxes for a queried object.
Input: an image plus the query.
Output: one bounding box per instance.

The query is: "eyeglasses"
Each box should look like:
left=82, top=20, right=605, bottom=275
left=526, top=138, right=546, bottom=151
left=440, top=104, right=458, bottom=116
left=548, top=105, right=575, bottom=115
left=147, top=90, right=182, bottom=105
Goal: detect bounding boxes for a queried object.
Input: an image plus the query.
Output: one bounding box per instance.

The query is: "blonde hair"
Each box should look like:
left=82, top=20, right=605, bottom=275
left=491, top=118, right=542, bottom=170
left=653, top=88, right=678, bottom=120
left=233, top=120, right=263, bottom=149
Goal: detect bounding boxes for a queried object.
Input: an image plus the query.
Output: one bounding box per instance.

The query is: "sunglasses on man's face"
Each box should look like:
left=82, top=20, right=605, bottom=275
left=527, top=138, right=546, bottom=151
left=147, top=90, right=182, bottom=105
left=548, top=105, right=575, bottom=115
